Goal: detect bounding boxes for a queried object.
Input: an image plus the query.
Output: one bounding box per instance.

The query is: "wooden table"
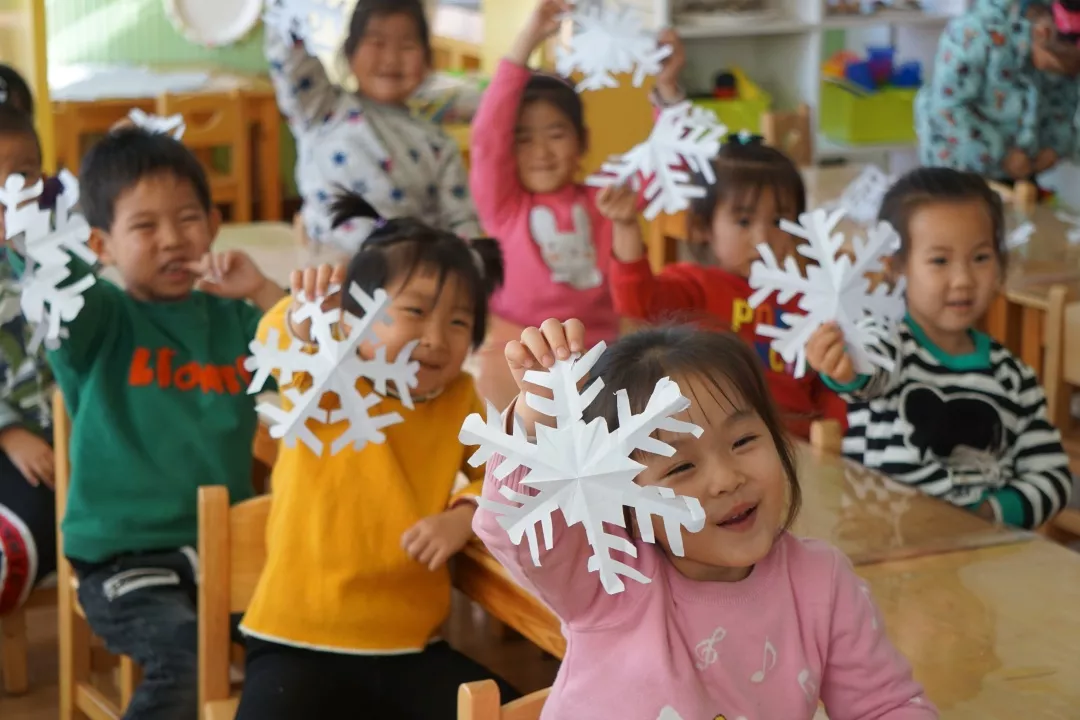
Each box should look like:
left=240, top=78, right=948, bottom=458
left=456, top=533, right=1080, bottom=716
left=50, top=68, right=283, bottom=222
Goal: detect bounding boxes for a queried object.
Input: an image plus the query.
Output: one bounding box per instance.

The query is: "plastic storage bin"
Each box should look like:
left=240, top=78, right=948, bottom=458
left=819, top=81, right=917, bottom=145
left=691, top=67, right=771, bottom=133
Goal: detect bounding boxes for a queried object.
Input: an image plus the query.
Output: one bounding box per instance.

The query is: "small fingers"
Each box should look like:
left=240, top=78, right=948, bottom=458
left=519, top=326, right=551, bottom=368
left=427, top=547, right=450, bottom=572
left=540, top=318, right=570, bottom=362
left=504, top=339, right=535, bottom=372
left=563, top=318, right=586, bottom=354
left=289, top=269, right=304, bottom=297
left=315, top=263, right=335, bottom=299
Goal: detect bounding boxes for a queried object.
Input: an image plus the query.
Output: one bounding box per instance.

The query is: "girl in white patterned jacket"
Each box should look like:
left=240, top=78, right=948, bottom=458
left=806, top=166, right=1072, bottom=529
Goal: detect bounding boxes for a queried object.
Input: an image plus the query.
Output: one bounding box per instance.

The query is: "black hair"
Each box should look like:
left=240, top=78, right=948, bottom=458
left=877, top=166, right=1007, bottom=270
left=343, top=0, right=432, bottom=64
left=0, top=65, right=34, bottom=116
left=582, top=325, right=802, bottom=531
left=329, top=191, right=503, bottom=348
left=688, top=138, right=806, bottom=240
left=0, top=105, right=40, bottom=156
left=78, top=126, right=212, bottom=231
left=519, top=74, right=588, bottom=151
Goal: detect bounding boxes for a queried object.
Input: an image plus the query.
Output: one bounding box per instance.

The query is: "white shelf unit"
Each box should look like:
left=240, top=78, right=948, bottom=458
left=647, top=0, right=972, bottom=168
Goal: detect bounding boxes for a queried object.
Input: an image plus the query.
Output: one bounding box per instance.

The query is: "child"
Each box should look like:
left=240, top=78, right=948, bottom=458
left=235, top=194, right=517, bottom=718
left=474, top=319, right=936, bottom=719
left=0, top=99, right=59, bottom=616
left=7, top=126, right=285, bottom=717
left=806, top=167, right=1073, bottom=530
left=468, top=0, right=620, bottom=412
left=265, top=0, right=480, bottom=251
left=603, top=32, right=846, bottom=441
left=915, top=0, right=1079, bottom=183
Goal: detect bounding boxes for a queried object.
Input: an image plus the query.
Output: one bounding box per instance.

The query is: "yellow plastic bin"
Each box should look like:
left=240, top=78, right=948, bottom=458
left=691, top=67, right=771, bottom=134
left=819, top=81, right=917, bottom=145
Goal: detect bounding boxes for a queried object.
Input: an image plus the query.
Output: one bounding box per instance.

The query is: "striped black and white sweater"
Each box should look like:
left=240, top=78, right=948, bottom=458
left=824, top=317, right=1073, bottom=529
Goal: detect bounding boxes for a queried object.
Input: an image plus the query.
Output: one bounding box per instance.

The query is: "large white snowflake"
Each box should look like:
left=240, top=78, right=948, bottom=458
left=747, top=208, right=906, bottom=379
left=263, top=0, right=344, bottom=57
left=460, top=342, right=706, bottom=595
left=823, top=165, right=894, bottom=226
left=244, top=283, right=419, bottom=456
left=1, top=172, right=97, bottom=353
left=555, top=3, right=672, bottom=92
left=126, top=108, right=186, bottom=139
left=586, top=102, right=726, bottom=220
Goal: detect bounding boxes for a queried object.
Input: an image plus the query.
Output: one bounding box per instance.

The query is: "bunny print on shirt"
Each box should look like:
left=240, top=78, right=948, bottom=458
left=528, top=203, right=602, bottom=290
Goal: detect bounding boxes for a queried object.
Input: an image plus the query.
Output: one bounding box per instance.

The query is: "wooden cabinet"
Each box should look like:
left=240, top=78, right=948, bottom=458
left=0, top=0, right=53, bottom=172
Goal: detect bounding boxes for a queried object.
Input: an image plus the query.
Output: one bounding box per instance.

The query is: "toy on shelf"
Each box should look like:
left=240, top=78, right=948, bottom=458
left=820, top=48, right=921, bottom=146
left=826, top=0, right=924, bottom=16
left=689, top=66, right=771, bottom=134
left=822, top=47, right=921, bottom=93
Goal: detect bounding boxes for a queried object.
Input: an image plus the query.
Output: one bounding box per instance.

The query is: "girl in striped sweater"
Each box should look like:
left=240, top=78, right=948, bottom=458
left=806, top=167, right=1072, bottom=529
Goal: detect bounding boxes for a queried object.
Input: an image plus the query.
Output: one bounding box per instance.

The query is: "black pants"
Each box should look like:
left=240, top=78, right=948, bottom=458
left=235, top=636, right=520, bottom=720
left=0, top=440, right=55, bottom=615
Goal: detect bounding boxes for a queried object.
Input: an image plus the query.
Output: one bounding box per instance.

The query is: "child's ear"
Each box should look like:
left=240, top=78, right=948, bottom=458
left=87, top=228, right=111, bottom=264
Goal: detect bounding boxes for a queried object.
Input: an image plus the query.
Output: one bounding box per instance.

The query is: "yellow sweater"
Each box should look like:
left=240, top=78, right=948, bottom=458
left=241, top=296, right=485, bottom=653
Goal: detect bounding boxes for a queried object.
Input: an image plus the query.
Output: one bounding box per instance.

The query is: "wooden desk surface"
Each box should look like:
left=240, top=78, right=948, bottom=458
left=457, top=537, right=1080, bottom=717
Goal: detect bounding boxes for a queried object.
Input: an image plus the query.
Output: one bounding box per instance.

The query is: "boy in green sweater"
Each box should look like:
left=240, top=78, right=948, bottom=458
left=18, top=127, right=284, bottom=719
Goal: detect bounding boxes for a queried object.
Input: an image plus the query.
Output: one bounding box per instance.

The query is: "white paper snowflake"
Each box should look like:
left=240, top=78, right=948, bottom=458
left=127, top=108, right=186, bottom=139
left=555, top=3, right=672, bottom=92
left=460, top=342, right=706, bottom=595
left=1006, top=220, right=1035, bottom=250
left=823, top=165, right=894, bottom=226
left=263, top=0, right=344, bottom=57
left=586, top=102, right=725, bottom=220
left=748, top=208, right=906, bottom=379
left=1, top=172, right=97, bottom=353
left=1054, top=210, right=1080, bottom=244
left=245, top=283, right=419, bottom=456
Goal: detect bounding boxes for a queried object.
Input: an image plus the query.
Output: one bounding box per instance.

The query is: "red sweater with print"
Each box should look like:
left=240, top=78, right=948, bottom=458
left=609, top=258, right=848, bottom=439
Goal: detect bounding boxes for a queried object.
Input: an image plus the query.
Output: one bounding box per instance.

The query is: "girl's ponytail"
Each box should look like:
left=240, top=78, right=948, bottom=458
left=468, top=236, right=505, bottom=298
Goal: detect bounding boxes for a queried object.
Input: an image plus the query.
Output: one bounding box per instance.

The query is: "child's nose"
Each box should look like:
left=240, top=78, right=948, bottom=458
left=703, top=462, right=747, bottom=498
left=420, top=321, right=448, bottom=350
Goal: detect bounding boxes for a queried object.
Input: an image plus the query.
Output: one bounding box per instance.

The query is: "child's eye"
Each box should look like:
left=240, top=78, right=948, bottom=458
left=737, top=217, right=752, bottom=228
left=451, top=318, right=472, bottom=328
left=733, top=434, right=758, bottom=450
left=974, top=252, right=994, bottom=263
left=929, top=257, right=947, bottom=266
left=403, top=306, right=424, bottom=316
left=662, top=462, right=694, bottom=478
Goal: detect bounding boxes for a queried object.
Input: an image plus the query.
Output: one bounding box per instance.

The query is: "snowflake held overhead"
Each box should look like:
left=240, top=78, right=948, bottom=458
left=262, top=0, right=345, bottom=57
left=747, top=208, right=906, bottom=379
left=587, top=102, right=726, bottom=220
left=555, top=3, right=672, bottom=92
left=245, top=283, right=419, bottom=456
left=1, top=172, right=98, bottom=353
left=460, top=342, right=706, bottom=595
left=126, top=108, right=186, bottom=139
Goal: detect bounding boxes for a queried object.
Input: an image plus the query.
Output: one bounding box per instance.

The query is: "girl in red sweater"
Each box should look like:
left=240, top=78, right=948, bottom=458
left=603, top=33, right=846, bottom=440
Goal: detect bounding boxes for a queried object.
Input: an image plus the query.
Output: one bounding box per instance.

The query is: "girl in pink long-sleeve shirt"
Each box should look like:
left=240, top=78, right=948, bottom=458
left=473, top=318, right=937, bottom=720
left=468, top=0, right=621, bottom=412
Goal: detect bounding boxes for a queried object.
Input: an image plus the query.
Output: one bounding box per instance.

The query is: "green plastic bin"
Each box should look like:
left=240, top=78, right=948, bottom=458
left=819, top=81, right=917, bottom=145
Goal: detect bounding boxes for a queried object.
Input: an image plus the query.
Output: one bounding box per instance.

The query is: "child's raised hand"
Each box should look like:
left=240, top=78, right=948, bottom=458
left=1002, top=149, right=1032, bottom=181
left=596, top=185, right=638, bottom=226
left=401, top=505, right=476, bottom=571
left=655, top=28, right=685, bottom=102
left=287, top=263, right=346, bottom=342
left=506, top=318, right=586, bottom=430
left=189, top=250, right=280, bottom=308
left=510, top=0, right=572, bottom=63
left=805, top=322, right=856, bottom=385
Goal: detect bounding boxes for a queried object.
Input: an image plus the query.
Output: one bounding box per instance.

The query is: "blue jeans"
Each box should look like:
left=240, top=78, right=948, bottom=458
left=71, top=549, right=199, bottom=720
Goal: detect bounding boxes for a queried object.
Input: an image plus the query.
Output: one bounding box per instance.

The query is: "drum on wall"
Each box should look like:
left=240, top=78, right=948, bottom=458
left=164, top=0, right=264, bottom=48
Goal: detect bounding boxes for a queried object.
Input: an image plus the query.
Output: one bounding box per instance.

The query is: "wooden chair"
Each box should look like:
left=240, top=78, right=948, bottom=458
left=1, top=584, right=57, bottom=694
left=761, top=104, right=813, bottom=168
left=987, top=179, right=1038, bottom=215
left=157, top=90, right=252, bottom=223
left=197, top=486, right=272, bottom=720
left=809, top=419, right=843, bottom=454
left=458, top=680, right=550, bottom=720
left=51, top=99, right=134, bottom=174
left=54, top=389, right=142, bottom=719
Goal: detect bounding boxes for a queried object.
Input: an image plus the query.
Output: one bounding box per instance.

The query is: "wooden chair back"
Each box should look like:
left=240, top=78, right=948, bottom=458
left=458, top=680, right=550, bottom=720
left=809, top=419, right=843, bottom=454
left=197, top=486, right=272, bottom=720
left=761, top=104, right=813, bottom=167
left=156, top=90, right=252, bottom=222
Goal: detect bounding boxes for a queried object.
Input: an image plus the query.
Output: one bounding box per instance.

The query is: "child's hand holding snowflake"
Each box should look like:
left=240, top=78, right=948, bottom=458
left=595, top=185, right=638, bottom=225
left=654, top=29, right=685, bottom=105
left=190, top=250, right=283, bottom=311
left=288, top=263, right=347, bottom=341
left=505, top=317, right=587, bottom=434
left=509, top=0, right=572, bottom=65
left=806, top=322, right=857, bottom=385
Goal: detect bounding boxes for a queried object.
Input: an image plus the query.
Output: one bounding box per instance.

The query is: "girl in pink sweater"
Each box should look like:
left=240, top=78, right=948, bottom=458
left=473, top=318, right=938, bottom=720
left=469, top=0, right=621, bottom=412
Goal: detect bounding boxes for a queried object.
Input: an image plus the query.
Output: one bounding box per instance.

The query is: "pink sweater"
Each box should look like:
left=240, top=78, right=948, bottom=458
left=475, top=457, right=937, bottom=720
left=469, top=60, right=619, bottom=346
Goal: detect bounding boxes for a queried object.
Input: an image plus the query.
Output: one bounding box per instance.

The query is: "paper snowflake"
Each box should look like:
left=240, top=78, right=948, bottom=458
left=748, top=208, right=906, bottom=379
left=1054, top=210, right=1080, bottom=244
left=586, top=102, right=725, bottom=220
left=245, top=283, right=419, bottom=456
left=555, top=3, right=672, bottom=92
left=127, top=108, right=186, bottom=139
left=460, top=342, right=706, bottom=595
left=263, top=0, right=344, bottom=57
left=824, top=165, right=894, bottom=226
left=1006, top=220, right=1035, bottom=250
left=1, top=172, right=97, bottom=353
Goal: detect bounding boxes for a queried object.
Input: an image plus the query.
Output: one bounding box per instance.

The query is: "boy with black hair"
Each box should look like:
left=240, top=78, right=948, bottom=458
left=7, top=125, right=285, bottom=718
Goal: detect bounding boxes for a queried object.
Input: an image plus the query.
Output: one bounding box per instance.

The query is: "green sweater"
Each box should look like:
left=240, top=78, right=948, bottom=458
left=51, top=260, right=263, bottom=562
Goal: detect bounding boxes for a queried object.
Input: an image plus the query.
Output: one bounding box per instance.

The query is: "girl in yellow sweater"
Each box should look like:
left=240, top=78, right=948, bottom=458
left=236, top=193, right=518, bottom=718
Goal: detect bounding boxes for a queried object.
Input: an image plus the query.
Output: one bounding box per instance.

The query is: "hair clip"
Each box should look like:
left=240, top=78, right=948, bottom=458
left=727, top=130, right=763, bottom=145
